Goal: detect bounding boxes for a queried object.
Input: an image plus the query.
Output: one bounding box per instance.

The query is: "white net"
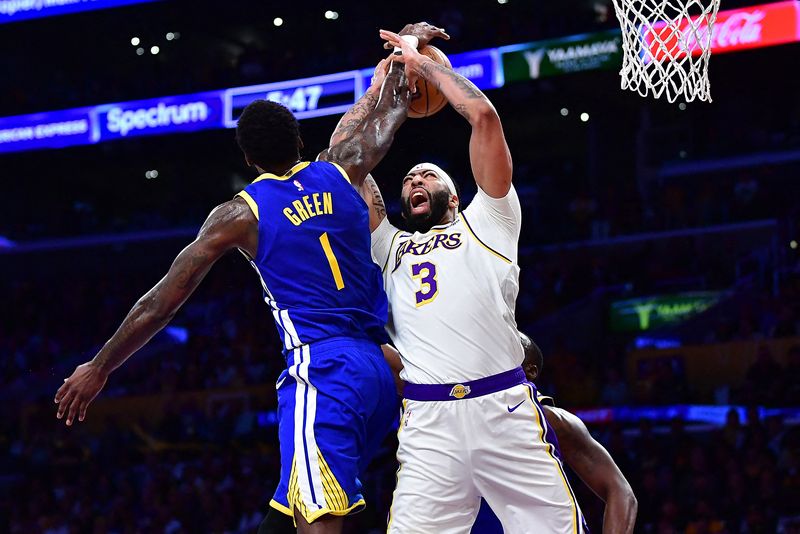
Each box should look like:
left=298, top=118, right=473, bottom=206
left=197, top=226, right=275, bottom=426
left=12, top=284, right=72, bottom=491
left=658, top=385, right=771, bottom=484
left=611, top=0, right=721, bottom=103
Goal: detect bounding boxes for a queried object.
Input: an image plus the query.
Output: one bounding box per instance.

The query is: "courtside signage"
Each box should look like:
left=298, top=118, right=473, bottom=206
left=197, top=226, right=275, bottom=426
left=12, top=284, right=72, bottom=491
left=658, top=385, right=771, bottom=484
left=0, top=107, right=93, bottom=153
left=0, top=0, right=157, bottom=24
left=95, top=92, right=224, bottom=141
left=610, top=291, right=723, bottom=332
left=1, top=2, right=797, bottom=155
left=643, top=0, right=800, bottom=61
left=449, top=48, right=502, bottom=90
left=500, top=30, right=623, bottom=82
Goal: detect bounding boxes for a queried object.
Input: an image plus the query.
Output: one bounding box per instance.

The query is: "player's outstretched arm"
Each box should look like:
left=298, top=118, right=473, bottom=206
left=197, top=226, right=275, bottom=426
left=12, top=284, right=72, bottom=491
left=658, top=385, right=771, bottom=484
left=329, top=22, right=448, bottom=148
left=324, top=61, right=391, bottom=231
left=328, top=59, right=388, bottom=148
left=324, top=24, right=447, bottom=231
left=381, top=29, right=512, bottom=198
left=320, top=60, right=410, bottom=189
left=54, top=198, right=258, bottom=426
left=544, top=406, right=638, bottom=534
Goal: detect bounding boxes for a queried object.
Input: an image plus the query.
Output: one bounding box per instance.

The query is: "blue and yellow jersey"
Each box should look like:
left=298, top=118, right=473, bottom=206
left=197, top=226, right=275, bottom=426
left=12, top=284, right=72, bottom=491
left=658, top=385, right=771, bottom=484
left=237, top=161, right=389, bottom=352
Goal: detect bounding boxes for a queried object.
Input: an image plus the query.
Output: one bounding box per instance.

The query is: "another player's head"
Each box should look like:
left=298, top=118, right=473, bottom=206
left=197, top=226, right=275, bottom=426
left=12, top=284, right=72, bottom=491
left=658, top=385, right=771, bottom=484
left=400, top=163, right=459, bottom=233
left=520, top=331, right=543, bottom=382
left=236, top=100, right=302, bottom=174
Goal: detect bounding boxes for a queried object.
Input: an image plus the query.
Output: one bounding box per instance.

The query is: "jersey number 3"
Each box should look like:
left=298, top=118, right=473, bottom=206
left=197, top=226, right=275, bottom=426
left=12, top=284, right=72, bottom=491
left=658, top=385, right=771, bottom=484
left=411, top=262, right=438, bottom=307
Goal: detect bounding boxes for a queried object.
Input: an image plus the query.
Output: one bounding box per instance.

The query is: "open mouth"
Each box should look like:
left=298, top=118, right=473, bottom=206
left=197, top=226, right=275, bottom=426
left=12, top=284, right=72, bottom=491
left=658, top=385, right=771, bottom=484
left=409, top=188, right=430, bottom=214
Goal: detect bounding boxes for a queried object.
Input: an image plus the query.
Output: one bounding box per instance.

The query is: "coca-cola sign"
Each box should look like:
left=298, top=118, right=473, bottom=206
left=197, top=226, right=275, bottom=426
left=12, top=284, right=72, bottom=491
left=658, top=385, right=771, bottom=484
left=644, top=0, right=800, bottom=62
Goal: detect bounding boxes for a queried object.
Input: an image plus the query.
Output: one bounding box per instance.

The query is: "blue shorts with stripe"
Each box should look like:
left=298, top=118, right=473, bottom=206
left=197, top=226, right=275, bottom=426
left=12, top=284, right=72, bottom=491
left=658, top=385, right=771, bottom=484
left=270, top=336, right=399, bottom=523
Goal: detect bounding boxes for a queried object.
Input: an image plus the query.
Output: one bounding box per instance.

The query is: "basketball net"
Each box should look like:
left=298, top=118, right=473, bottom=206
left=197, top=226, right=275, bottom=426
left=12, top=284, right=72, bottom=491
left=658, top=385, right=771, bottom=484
left=611, top=0, right=721, bottom=103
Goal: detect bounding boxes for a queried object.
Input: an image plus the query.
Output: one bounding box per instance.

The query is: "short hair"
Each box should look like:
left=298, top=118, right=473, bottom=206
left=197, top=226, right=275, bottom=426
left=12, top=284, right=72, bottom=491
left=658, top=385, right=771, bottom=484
left=236, top=100, right=300, bottom=170
left=520, top=332, right=543, bottom=374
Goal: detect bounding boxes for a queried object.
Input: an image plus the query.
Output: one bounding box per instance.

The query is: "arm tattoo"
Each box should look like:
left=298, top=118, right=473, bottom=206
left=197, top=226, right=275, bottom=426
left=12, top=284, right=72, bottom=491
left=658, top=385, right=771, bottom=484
left=90, top=201, right=253, bottom=374
left=175, top=250, right=211, bottom=289
left=365, top=176, right=387, bottom=221
left=331, top=91, right=379, bottom=144
left=327, top=62, right=410, bottom=185
left=453, top=103, right=471, bottom=121
left=419, top=60, right=484, bottom=99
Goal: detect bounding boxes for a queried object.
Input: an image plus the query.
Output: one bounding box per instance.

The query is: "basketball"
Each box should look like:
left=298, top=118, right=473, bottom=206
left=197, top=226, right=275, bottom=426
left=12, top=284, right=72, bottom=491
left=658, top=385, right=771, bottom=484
left=408, top=45, right=452, bottom=119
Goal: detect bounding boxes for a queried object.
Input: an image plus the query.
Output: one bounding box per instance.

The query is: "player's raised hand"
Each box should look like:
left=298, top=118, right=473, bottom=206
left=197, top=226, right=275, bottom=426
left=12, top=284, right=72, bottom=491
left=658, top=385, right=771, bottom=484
left=55, top=361, right=108, bottom=426
left=370, top=56, right=392, bottom=89
left=379, top=30, right=424, bottom=91
left=383, top=22, right=449, bottom=49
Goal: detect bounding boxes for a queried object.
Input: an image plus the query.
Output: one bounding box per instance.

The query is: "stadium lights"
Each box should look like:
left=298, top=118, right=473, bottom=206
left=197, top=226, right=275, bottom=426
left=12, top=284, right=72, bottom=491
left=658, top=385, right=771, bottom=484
left=136, top=47, right=144, bottom=56
left=273, top=17, right=283, bottom=26
left=145, top=170, right=159, bottom=179
left=166, top=32, right=175, bottom=41
left=324, top=10, right=339, bottom=20
left=791, top=240, right=798, bottom=250
left=150, top=46, right=160, bottom=55
left=679, top=103, right=687, bottom=110
left=560, top=108, right=569, bottom=117
left=498, top=0, right=509, bottom=4
left=580, top=112, right=590, bottom=122
left=130, top=36, right=140, bottom=46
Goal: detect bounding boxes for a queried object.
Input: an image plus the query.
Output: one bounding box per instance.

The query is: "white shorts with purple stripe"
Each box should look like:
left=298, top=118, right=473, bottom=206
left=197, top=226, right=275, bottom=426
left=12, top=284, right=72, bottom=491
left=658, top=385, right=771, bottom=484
left=388, top=368, right=586, bottom=534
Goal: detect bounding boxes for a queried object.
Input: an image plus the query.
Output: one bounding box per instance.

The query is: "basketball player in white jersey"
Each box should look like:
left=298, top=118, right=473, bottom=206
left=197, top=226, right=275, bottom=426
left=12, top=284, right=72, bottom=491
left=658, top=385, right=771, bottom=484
left=332, top=27, right=586, bottom=533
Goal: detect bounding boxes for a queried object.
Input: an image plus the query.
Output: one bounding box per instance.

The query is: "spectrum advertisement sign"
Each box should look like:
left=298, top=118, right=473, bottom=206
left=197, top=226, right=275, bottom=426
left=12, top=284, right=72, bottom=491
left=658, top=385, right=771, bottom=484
left=95, top=92, right=224, bottom=141
left=0, top=0, right=157, bottom=24
left=643, top=0, right=800, bottom=61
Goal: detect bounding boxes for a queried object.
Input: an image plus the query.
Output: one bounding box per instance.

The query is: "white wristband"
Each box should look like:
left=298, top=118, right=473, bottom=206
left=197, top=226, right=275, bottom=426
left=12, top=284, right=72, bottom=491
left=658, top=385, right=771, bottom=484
left=394, top=34, right=420, bottom=55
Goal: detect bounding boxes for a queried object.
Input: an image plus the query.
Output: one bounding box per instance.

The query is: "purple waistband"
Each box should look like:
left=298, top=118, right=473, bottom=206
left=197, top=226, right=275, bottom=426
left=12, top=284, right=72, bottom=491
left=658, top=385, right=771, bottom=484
left=403, top=367, right=527, bottom=401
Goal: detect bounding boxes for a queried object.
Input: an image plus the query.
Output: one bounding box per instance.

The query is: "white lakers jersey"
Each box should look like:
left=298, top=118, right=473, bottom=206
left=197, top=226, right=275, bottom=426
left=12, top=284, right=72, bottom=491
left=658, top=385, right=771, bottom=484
left=371, top=185, right=523, bottom=384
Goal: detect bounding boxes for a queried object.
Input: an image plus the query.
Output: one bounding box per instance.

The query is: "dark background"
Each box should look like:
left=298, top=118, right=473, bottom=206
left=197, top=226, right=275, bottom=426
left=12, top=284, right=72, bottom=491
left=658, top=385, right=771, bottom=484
left=2, top=1, right=799, bottom=532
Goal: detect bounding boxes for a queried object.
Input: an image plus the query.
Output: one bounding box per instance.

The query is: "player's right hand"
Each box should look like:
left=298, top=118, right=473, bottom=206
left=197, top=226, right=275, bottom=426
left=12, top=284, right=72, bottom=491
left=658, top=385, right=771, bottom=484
left=383, top=22, right=450, bottom=50
left=55, top=361, right=108, bottom=426
left=379, top=30, right=423, bottom=91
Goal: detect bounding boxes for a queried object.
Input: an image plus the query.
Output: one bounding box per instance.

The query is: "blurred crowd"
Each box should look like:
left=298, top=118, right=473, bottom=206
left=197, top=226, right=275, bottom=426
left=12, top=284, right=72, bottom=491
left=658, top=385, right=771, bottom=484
left=6, top=411, right=800, bottom=534
left=0, top=223, right=800, bottom=534
left=2, top=382, right=799, bottom=533
left=2, top=221, right=799, bottom=408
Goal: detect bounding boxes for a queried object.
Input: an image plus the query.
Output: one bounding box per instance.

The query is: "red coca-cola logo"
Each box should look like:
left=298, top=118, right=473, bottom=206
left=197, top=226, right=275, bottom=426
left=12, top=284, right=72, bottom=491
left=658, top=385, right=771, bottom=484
left=678, top=11, right=765, bottom=53
left=644, top=0, right=800, bottom=61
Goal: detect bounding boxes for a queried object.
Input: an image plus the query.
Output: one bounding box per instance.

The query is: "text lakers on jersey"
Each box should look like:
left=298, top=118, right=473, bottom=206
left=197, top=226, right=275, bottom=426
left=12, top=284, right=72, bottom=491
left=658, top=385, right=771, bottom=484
left=392, top=231, right=463, bottom=272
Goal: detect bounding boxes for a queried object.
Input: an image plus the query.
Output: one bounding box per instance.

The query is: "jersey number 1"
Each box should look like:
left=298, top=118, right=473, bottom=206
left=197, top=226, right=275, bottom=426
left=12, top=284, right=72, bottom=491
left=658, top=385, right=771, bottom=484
left=319, top=232, right=345, bottom=290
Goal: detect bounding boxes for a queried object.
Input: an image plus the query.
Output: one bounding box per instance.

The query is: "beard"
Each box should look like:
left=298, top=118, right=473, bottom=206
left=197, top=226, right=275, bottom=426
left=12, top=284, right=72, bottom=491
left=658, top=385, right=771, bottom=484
left=401, top=188, right=452, bottom=233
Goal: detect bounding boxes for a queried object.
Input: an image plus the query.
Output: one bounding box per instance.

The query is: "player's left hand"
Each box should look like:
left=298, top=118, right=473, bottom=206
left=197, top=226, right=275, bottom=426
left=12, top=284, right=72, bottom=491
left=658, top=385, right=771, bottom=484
left=370, top=56, right=392, bottom=89
left=55, top=361, right=108, bottom=426
left=383, top=22, right=449, bottom=50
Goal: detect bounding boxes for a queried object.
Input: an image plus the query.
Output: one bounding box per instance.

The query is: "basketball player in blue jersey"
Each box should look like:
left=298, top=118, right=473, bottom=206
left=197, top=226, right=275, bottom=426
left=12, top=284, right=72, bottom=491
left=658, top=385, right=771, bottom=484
left=55, top=60, right=411, bottom=533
